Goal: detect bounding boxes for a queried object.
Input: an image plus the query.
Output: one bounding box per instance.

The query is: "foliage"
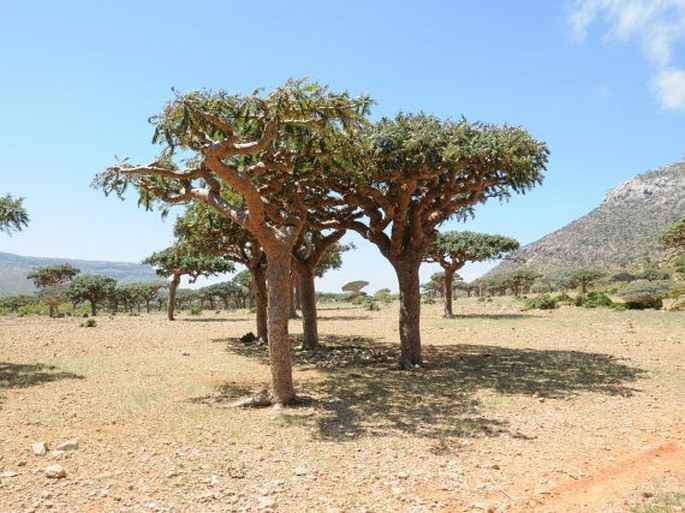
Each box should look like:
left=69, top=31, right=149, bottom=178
left=68, top=274, right=117, bottom=316
left=524, top=294, right=557, bottom=310
left=0, top=294, right=37, bottom=313
left=616, top=282, right=671, bottom=310
left=637, top=268, right=671, bottom=281
left=568, top=268, right=605, bottom=293
left=27, top=264, right=80, bottom=288
left=580, top=291, right=614, bottom=308
left=0, top=194, right=29, bottom=235
left=373, top=288, right=397, bottom=303
left=426, top=231, right=519, bottom=269
left=659, top=217, right=685, bottom=249
left=342, top=280, right=369, bottom=294
left=80, top=318, right=97, bottom=328
left=143, top=245, right=234, bottom=282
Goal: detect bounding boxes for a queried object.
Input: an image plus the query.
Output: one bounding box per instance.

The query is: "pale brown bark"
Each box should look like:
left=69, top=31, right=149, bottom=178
left=252, top=263, right=268, bottom=341
left=299, top=267, right=319, bottom=351
left=443, top=267, right=457, bottom=318
left=167, top=273, right=180, bottom=321
left=264, top=249, right=295, bottom=405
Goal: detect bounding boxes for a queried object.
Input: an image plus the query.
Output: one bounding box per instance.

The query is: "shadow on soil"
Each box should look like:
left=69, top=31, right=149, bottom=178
left=448, top=313, right=534, bottom=320
left=217, top=335, right=646, bottom=446
left=179, top=317, right=247, bottom=323
left=0, top=362, right=84, bottom=407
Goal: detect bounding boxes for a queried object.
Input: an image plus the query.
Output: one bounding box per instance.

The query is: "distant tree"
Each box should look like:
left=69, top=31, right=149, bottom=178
left=425, top=231, right=519, bottom=317
left=568, top=269, right=605, bottom=294
left=143, top=245, right=234, bottom=321
left=27, top=264, right=80, bottom=317
left=0, top=194, right=29, bottom=236
left=0, top=295, right=36, bottom=313
left=500, top=269, right=541, bottom=296
left=116, top=283, right=142, bottom=312
left=637, top=268, right=671, bottom=282
left=68, top=274, right=117, bottom=316
left=660, top=218, right=685, bottom=249
left=324, top=113, right=547, bottom=367
left=609, top=271, right=636, bottom=283
left=421, top=272, right=445, bottom=298
left=204, top=281, right=244, bottom=310
left=342, top=280, right=369, bottom=294
left=130, top=281, right=167, bottom=313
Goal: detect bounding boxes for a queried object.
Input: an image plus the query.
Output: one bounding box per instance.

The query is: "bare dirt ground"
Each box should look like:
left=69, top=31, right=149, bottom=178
left=0, top=298, right=683, bottom=512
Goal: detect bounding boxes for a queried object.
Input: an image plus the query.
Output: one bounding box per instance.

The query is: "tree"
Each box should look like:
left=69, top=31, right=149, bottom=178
left=95, top=80, right=369, bottom=406
left=174, top=203, right=268, bottom=340
left=0, top=194, right=29, bottom=235
left=131, top=281, right=168, bottom=313
left=425, top=231, right=519, bottom=317
left=143, top=245, right=234, bottom=321
left=27, top=264, right=80, bottom=317
left=292, top=229, right=347, bottom=350
left=660, top=218, right=685, bottom=249
left=326, top=113, right=547, bottom=367
left=503, top=268, right=541, bottom=296
left=568, top=268, right=605, bottom=294
left=68, top=274, right=117, bottom=316
left=342, top=280, right=370, bottom=294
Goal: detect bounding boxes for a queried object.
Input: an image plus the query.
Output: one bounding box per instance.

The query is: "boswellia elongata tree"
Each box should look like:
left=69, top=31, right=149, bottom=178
left=94, top=79, right=371, bottom=406
left=425, top=231, right=519, bottom=317
left=326, top=113, right=548, bottom=368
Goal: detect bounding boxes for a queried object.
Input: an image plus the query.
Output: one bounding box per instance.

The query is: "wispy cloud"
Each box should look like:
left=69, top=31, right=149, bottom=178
left=567, top=0, right=685, bottom=110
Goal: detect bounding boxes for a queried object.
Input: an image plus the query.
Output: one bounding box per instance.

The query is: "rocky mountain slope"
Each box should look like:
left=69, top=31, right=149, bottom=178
left=0, top=252, right=157, bottom=296
left=490, top=161, right=685, bottom=276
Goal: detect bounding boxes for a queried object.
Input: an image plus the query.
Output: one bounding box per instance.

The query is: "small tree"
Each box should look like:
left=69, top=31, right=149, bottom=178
left=0, top=194, right=29, bottom=235
left=568, top=269, right=605, bottom=294
left=342, top=280, right=369, bottom=295
left=27, top=264, right=80, bottom=317
left=68, top=274, right=117, bottom=316
left=425, top=231, right=519, bottom=317
left=143, top=245, right=234, bottom=321
left=130, top=281, right=168, bottom=313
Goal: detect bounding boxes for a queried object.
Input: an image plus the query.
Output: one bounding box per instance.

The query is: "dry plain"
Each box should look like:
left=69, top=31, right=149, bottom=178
left=1, top=298, right=684, bottom=512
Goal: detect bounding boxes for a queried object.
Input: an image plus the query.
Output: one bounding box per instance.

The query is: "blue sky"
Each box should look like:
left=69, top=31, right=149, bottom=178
left=1, top=0, right=684, bottom=292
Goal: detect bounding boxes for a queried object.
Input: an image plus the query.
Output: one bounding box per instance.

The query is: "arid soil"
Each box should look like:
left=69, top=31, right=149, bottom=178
left=1, top=298, right=684, bottom=512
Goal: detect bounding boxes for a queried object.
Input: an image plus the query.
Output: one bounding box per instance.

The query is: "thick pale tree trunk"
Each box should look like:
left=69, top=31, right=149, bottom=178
left=252, top=264, right=268, bottom=341
left=264, top=249, right=296, bottom=405
left=299, top=267, right=319, bottom=351
left=167, top=273, right=180, bottom=321
left=443, top=267, right=457, bottom=318
left=392, top=259, right=423, bottom=369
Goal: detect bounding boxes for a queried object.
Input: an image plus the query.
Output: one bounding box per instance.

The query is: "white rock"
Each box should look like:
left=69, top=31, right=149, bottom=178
left=48, top=450, right=66, bottom=459
left=32, top=442, right=48, bottom=456
left=45, top=464, right=66, bottom=479
left=0, top=470, right=18, bottom=478
left=55, top=440, right=78, bottom=451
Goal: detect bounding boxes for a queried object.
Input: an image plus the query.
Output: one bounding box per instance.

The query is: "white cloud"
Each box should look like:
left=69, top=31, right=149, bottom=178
left=652, top=67, right=685, bottom=108
left=567, top=0, right=685, bottom=110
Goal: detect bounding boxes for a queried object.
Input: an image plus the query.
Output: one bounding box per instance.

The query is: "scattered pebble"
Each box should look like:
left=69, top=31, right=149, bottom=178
left=45, top=465, right=67, bottom=479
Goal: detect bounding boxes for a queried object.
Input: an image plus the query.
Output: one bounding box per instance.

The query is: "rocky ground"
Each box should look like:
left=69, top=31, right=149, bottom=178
left=0, top=298, right=683, bottom=512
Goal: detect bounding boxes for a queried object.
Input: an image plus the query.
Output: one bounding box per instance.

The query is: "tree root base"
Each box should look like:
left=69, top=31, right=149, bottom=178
left=229, top=390, right=312, bottom=409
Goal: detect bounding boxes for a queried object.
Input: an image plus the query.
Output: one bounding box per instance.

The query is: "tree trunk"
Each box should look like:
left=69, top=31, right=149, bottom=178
left=167, top=274, right=180, bottom=321
left=264, top=249, right=295, bottom=405
left=392, top=259, right=423, bottom=369
left=90, top=300, right=97, bottom=317
left=253, top=264, right=268, bottom=341
left=443, top=267, right=457, bottom=318
left=145, top=300, right=151, bottom=314
left=299, top=267, right=319, bottom=350
left=288, top=273, right=299, bottom=319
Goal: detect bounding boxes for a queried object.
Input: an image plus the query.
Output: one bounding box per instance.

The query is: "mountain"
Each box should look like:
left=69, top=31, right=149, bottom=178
left=0, top=252, right=158, bottom=296
left=488, top=161, right=685, bottom=276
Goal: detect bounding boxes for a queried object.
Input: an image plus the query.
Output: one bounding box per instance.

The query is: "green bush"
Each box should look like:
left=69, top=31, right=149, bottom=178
left=554, top=292, right=574, bottom=304
left=524, top=294, right=557, bottom=310
left=422, top=297, right=436, bottom=304
left=582, top=291, right=614, bottom=308
left=574, top=294, right=586, bottom=307
left=616, top=282, right=671, bottom=310
left=17, top=303, right=47, bottom=316
left=80, top=318, right=97, bottom=328
left=189, top=306, right=202, bottom=316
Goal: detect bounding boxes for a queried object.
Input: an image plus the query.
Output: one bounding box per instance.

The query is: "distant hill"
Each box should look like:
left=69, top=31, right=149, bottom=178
left=489, top=161, right=685, bottom=276
left=0, top=252, right=158, bottom=296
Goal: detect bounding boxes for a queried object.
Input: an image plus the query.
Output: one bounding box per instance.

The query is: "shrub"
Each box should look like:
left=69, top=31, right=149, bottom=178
left=17, top=303, right=46, bottom=316
left=422, top=297, right=436, bottom=305
left=574, top=294, right=586, bottom=307
left=582, top=291, right=614, bottom=308
left=80, top=318, right=97, bottom=328
left=524, top=294, right=557, bottom=310
left=555, top=292, right=574, bottom=304
left=616, top=282, right=671, bottom=310
left=190, top=306, right=202, bottom=316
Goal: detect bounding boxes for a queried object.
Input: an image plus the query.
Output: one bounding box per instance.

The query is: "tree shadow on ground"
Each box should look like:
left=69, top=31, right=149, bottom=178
left=448, top=313, right=534, bottom=320
left=180, top=316, right=248, bottom=323
left=0, top=362, right=84, bottom=407
left=218, top=335, right=646, bottom=445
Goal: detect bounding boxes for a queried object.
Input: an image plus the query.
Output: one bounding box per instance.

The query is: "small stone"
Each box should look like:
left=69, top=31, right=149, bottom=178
left=182, top=352, right=191, bottom=356
left=48, top=450, right=66, bottom=459
left=55, top=440, right=78, bottom=451
left=293, top=466, right=307, bottom=476
left=45, top=465, right=66, bottom=479
left=396, top=471, right=409, bottom=479
left=0, top=471, right=18, bottom=478
left=32, top=442, right=48, bottom=456
left=16, top=458, right=27, bottom=467
left=257, top=496, right=277, bottom=510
